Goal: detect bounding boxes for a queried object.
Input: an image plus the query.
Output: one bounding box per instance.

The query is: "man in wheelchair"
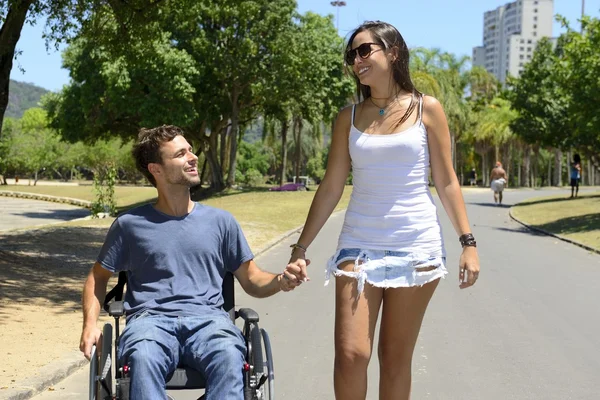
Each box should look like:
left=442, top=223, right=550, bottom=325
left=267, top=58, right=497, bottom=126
left=79, top=125, right=305, bottom=399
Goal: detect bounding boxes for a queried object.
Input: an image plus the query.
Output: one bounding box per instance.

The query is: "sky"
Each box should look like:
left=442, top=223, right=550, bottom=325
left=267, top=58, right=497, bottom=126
left=10, top=0, right=600, bottom=92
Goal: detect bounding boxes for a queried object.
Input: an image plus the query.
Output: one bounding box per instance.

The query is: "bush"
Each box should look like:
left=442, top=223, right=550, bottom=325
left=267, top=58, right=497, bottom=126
left=244, top=168, right=264, bottom=187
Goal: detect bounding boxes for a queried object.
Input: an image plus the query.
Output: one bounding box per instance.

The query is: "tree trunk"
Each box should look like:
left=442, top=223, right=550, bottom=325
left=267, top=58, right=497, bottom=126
left=226, top=85, right=241, bottom=187
left=553, top=149, right=562, bottom=186
left=522, top=146, right=531, bottom=187
left=279, top=119, right=289, bottom=186
left=547, top=157, right=552, bottom=187
left=207, top=130, right=225, bottom=191
left=220, top=123, right=228, bottom=172
left=505, top=143, right=512, bottom=187
left=481, top=152, right=487, bottom=187
left=0, top=0, right=33, bottom=138
left=494, top=145, right=500, bottom=165
left=294, top=117, right=303, bottom=184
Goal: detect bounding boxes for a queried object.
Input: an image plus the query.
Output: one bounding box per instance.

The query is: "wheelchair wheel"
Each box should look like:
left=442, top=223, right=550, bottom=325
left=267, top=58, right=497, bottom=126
left=98, top=323, right=113, bottom=399
left=89, top=345, right=98, bottom=400
left=260, top=329, right=274, bottom=400
left=247, top=324, right=275, bottom=400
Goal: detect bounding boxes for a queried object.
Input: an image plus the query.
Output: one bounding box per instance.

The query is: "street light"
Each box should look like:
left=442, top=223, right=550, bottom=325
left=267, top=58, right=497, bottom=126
left=330, top=1, right=346, bottom=33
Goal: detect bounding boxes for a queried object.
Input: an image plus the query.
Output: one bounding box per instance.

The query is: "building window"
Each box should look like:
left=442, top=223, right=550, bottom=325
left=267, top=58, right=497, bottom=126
left=533, top=31, right=537, bottom=36
left=520, top=46, right=524, bottom=51
left=534, top=8, right=538, bottom=13
left=534, top=16, right=538, bottom=21
left=519, top=62, right=524, bottom=67
left=533, top=24, right=537, bottom=29
left=527, top=47, right=532, bottom=51
left=520, top=39, right=525, bottom=44
left=527, top=39, right=532, bottom=44
left=527, top=55, right=531, bottom=59
left=520, top=55, right=524, bottom=59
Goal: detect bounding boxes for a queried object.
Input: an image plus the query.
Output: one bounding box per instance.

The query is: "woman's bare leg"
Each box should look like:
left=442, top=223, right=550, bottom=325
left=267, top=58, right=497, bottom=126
left=334, top=260, right=384, bottom=400
left=378, top=278, right=440, bottom=400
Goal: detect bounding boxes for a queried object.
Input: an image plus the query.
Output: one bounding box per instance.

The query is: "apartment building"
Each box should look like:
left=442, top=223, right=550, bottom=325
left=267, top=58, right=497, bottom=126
left=472, top=0, right=553, bottom=84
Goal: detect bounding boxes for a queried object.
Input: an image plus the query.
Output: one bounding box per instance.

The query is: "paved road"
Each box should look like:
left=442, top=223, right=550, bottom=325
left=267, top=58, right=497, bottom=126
left=31, top=188, right=599, bottom=400
left=0, top=197, right=90, bottom=232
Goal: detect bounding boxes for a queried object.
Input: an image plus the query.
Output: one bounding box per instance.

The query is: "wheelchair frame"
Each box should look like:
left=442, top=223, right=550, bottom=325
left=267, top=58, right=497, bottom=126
left=89, top=272, right=274, bottom=400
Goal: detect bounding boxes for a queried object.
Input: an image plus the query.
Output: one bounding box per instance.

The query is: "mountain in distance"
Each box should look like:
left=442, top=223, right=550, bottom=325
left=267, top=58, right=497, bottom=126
left=5, top=79, right=50, bottom=119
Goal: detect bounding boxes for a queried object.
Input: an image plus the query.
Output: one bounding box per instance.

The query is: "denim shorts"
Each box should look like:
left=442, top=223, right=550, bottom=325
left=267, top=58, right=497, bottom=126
left=326, top=248, right=447, bottom=295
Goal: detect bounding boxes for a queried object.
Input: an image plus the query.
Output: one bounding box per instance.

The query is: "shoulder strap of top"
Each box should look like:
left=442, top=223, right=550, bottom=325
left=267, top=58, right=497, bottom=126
left=351, top=104, right=356, bottom=126
left=418, top=94, right=424, bottom=124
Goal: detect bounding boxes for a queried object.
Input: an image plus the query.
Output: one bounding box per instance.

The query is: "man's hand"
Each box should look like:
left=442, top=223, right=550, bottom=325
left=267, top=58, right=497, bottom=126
left=80, top=326, right=102, bottom=360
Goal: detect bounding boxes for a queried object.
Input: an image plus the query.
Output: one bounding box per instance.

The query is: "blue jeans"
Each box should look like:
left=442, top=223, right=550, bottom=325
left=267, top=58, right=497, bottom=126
left=118, top=311, right=246, bottom=400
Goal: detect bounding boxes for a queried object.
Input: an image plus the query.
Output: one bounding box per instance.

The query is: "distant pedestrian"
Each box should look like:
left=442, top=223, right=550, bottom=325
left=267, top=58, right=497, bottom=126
left=570, top=154, right=582, bottom=198
left=469, top=168, right=477, bottom=186
left=490, top=161, right=508, bottom=205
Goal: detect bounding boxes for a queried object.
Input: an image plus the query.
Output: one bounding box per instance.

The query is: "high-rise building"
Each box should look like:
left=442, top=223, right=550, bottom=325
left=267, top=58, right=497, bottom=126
left=472, top=0, right=553, bottom=84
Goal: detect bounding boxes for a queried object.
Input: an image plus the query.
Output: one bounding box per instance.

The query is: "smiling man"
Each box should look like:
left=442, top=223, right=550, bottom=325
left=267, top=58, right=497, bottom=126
left=79, top=125, right=302, bottom=399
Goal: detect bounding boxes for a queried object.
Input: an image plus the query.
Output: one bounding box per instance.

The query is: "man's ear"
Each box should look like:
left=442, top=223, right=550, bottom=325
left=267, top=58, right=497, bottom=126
left=148, top=163, right=161, bottom=178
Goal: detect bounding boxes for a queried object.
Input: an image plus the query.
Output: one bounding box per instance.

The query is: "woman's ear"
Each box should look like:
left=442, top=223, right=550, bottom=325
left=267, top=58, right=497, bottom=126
left=389, top=47, right=399, bottom=63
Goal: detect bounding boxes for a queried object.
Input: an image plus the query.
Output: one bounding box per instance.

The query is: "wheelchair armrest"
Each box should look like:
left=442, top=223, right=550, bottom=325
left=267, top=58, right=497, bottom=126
left=108, top=301, right=125, bottom=317
left=237, top=308, right=259, bottom=323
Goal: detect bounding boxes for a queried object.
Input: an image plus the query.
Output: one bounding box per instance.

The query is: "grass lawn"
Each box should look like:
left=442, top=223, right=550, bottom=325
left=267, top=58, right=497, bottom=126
left=0, top=184, right=157, bottom=208
left=1, top=183, right=353, bottom=251
left=511, top=191, right=600, bottom=251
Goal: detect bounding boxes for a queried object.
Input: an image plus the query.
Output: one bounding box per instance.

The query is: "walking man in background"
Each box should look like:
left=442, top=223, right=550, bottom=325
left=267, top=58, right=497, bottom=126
left=490, top=161, right=508, bottom=205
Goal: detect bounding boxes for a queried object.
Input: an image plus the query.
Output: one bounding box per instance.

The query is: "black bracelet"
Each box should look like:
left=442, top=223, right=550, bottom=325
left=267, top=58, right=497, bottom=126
left=290, top=243, right=307, bottom=253
left=459, top=233, right=477, bottom=248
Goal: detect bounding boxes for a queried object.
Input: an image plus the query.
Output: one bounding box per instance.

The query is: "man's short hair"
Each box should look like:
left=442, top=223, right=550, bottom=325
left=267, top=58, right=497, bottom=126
left=132, top=125, right=185, bottom=187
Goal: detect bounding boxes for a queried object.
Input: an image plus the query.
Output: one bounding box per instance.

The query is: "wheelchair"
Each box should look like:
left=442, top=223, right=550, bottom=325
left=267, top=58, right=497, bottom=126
left=89, top=272, right=275, bottom=400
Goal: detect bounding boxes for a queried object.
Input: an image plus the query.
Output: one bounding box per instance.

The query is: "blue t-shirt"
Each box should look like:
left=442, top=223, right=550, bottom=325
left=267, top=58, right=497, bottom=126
left=97, top=203, right=253, bottom=319
left=570, top=164, right=581, bottom=180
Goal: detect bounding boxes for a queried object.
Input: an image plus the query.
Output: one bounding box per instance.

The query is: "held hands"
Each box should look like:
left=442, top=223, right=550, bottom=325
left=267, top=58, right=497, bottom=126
left=79, top=326, right=102, bottom=360
left=459, top=246, right=480, bottom=289
left=278, top=248, right=311, bottom=292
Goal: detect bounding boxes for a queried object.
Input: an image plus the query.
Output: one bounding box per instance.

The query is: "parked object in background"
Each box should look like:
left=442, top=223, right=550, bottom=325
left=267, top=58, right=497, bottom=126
left=269, top=183, right=308, bottom=192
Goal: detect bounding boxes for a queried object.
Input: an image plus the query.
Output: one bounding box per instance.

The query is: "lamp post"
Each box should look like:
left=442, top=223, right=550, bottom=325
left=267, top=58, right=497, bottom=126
left=581, top=0, right=585, bottom=32
left=330, top=1, right=346, bottom=33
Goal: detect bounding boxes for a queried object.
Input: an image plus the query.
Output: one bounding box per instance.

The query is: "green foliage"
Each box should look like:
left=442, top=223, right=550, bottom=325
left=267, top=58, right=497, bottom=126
left=306, top=153, right=325, bottom=183
left=243, top=168, right=264, bottom=187
left=236, top=141, right=272, bottom=176
left=91, top=165, right=117, bottom=217
left=506, top=38, right=568, bottom=149
left=506, top=16, right=600, bottom=152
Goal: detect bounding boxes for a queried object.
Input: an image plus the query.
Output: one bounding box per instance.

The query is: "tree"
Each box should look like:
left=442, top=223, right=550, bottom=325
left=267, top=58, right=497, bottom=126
left=46, top=0, right=308, bottom=194
left=0, top=0, right=165, bottom=137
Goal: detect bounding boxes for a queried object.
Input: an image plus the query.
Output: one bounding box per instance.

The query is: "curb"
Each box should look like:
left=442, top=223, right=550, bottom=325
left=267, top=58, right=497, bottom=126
left=0, top=191, right=92, bottom=209
left=509, top=207, right=600, bottom=256
left=1, top=352, right=88, bottom=400
left=2, top=209, right=347, bottom=399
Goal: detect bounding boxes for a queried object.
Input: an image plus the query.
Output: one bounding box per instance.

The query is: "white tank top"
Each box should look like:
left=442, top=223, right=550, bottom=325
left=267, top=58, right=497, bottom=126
left=337, top=96, right=446, bottom=257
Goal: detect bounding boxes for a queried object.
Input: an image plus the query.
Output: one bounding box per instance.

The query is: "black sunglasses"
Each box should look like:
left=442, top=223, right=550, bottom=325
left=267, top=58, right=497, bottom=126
left=345, top=42, right=381, bottom=65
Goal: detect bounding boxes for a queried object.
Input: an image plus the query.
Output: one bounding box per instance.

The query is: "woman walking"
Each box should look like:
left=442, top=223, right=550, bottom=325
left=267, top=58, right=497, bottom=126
left=286, top=21, right=480, bottom=399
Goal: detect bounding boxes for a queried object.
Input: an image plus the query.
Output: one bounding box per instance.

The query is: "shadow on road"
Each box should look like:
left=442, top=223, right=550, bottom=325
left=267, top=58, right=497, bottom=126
left=466, top=202, right=512, bottom=208
left=0, top=226, right=111, bottom=323
left=513, top=193, right=600, bottom=207
left=13, top=209, right=90, bottom=221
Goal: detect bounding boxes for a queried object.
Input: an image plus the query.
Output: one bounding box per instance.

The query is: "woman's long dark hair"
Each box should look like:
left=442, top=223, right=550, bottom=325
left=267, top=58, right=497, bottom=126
left=346, top=21, right=422, bottom=127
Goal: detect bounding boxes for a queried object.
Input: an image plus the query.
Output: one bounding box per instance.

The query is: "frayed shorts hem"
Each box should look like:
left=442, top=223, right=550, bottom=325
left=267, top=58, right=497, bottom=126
left=325, top=248, right=447, bottom=295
